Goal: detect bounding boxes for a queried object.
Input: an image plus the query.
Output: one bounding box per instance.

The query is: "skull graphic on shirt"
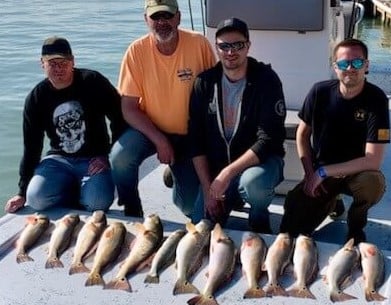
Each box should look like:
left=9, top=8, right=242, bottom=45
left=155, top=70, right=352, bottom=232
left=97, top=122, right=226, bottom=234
left=53, top=101, right=86, bottom=153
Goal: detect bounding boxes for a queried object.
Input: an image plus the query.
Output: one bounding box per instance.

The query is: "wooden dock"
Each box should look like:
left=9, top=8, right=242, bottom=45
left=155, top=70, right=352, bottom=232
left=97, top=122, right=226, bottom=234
left=372, top=0, right=391, bottom=25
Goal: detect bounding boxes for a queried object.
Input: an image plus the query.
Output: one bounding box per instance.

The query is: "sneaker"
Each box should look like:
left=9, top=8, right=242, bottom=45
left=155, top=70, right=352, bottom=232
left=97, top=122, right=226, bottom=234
left=163, top=166, right=174, bottom=188
left=232, top=198, right=245, bottom=211
left=124, top=204, right=143, bottom=217
left=249, top=216, right=272, bottom=234
left=329, top=198, right=345, bottom=219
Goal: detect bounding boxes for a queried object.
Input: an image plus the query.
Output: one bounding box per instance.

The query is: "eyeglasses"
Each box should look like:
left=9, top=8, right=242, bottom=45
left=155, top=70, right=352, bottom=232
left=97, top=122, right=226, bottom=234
left=216, top=41, right=248, bottom=52
left=45, top=59, right=71, bottom=69
left=150, top=12, right=175, bottom=21
left=334, top=58, right=366, bottom=71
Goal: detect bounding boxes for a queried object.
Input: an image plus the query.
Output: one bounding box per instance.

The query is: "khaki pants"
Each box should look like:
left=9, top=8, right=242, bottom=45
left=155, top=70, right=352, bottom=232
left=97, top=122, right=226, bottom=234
left=279, top=170, right=385, bottom=237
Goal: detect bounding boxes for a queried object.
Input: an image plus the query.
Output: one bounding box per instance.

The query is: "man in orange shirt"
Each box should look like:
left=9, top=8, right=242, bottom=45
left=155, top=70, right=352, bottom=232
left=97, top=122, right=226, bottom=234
left=110, top=0, right=215, bottom=218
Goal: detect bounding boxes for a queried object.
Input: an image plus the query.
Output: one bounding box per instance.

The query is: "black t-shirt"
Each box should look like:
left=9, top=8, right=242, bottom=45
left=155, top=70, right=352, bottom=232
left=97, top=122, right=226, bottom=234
left=299, top=79, right=390, bottom=166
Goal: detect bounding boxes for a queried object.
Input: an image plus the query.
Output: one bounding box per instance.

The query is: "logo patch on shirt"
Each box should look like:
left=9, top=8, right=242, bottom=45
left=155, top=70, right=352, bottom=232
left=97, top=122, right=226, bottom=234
left=177, top=68, right=193, bottom=81
left=275, top=99, right=286, bottom=117
left=354, top=108, right=367, bottom=121
left=378, top=129, right=390, bottom=141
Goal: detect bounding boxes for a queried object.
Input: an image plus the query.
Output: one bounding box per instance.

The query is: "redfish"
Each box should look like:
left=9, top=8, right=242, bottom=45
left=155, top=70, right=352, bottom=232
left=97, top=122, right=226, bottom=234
left=187, top=223, right=237, bottom=305
left=45, top=213, right=80, bottom=268
left=16, top=213, right=50, bottom=263
left=104, top=214, right=163, bottom=292
left=263, top=232, right=294, bottom=297
left=240, top=231, right=267, bottom=298
left=85, top=222, right=126, bottom=287
left=288, top=234, right=319, bottom=299
left=69, top=210, right=107, bottom=275
left=358, top=242, right=386, bottom=302
left=324, top=238, right=359, bottom=302
left=144, top=229, right=186, bottom=284
left=173, top=219, right=212, bottom=295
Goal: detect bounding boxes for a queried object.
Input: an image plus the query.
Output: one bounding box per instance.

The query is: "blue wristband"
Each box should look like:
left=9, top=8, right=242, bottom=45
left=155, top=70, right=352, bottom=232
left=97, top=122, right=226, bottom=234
left=317, top=167, right=327, bottom=178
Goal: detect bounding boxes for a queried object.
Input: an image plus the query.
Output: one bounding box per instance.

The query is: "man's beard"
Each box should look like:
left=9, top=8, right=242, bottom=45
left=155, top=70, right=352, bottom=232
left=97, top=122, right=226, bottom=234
left=154, top=27, right=176, bottom=43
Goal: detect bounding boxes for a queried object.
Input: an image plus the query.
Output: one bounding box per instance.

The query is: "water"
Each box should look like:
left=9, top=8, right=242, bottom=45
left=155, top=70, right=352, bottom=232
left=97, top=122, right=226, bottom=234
left=0, top=1, right=390, bottom=216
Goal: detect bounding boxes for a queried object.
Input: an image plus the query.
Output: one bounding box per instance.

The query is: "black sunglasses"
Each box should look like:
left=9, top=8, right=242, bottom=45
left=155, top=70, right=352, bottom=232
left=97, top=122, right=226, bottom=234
left=216, top=41, right=248, bottom=52
left=150, top=12, right=175, bottom=21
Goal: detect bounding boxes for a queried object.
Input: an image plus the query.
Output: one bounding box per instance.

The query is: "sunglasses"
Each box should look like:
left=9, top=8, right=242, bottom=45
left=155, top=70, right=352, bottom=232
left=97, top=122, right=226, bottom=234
left=45, top=59, right=71, bottom=69
left=216, top=41, right=248, bottom=52
left=150, top=12, right=175, bottom=21
left=334, top=58, right=366, bottom=71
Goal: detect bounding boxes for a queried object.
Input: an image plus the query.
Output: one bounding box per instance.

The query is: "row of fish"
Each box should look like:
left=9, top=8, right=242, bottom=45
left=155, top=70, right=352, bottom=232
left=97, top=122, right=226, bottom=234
left=238, top=232, right=387, bottom=303
left=14, top=212, right=387, bottom=304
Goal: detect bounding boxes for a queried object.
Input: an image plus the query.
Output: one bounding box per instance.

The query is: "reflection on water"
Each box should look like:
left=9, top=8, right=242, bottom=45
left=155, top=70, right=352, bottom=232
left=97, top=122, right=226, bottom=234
left=358, top=17, right=391, bottom=95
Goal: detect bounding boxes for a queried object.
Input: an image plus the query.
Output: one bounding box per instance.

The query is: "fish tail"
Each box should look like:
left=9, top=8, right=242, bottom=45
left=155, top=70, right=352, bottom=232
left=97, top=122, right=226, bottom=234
left=144, top=274, right=159, bottom=284
left=173, top=279, right=200, bottom=295
left=330, top=290, right=357, bottom=302
left=45, top=257, right=64, bottom=269
left=16, top=253, right=34, bottom=264
left=85, top=272, right=105, bottom=287
left=104, top=277, right=132, bottom=292
left=243, top=286, right=267, bottom=298
left=365, top=289, right=387, bottom=302
left=68, top=262, right=90, bottom=275
left=288, top=286, right=316, bottom=299
left=187, top=294, right=219, bottom=305
left=265, top=282, right=288, bottom=297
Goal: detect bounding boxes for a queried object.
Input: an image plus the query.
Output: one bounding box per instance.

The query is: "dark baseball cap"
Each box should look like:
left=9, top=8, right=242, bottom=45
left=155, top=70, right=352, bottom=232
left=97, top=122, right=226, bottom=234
left=145, top=0, right=178, bottom=17
left=215, top=17, right=249, bottom=40
left=41, top=36, right=73, bottom=60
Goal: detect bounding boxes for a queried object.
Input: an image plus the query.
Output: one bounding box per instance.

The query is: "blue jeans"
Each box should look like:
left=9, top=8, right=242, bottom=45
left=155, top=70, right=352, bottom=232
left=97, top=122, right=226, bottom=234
left=26, top=155, right=114, bottom=212
left=193, top=156, right=284, bottom=230
left=110, top=127, right=200, bottom=218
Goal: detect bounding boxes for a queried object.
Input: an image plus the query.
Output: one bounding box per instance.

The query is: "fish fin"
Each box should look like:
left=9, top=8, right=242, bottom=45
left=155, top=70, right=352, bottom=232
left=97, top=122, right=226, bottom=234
left=330, top=290, right=357, bottom=302
left=135, top=253, right=155, bottom=272
left=340, top=275, right=353, bottom=290
left=344, top=238, right=355, bottom=249
left=187, top=294, right=218, bottom=305
left=133, top=222, right=145, bottom=233
left=104, top=277, right=132, bottom=292
left=308, top=264, right=320, bottom=285
left=365, top=289, right=387, bottom=302
left=144, top=274, right=159, bottom=284
left=68, top=262, right=90, bottom=275
left=186, top=222, right=197, bottom=234
left=188, top=255, right=206, bottom=278
left=243, top=286, right=267, bottom=298
left=85, top=272, right=105, bottom=287
left=173, top=279, right=200, bottom=295
left=82, top=242, right=99, bottom=261
left=265, top=282, right=288, bottom=297
left=16, top=253, right=34, bottom=263
left=45, top=257, right=64, bottom=269
left=288, top=286, right=316, bottom=299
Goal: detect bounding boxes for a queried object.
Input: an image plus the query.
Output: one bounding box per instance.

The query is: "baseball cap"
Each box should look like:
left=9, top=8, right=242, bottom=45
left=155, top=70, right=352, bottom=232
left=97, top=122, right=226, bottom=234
left=41, top=36, right=73, bottom=60
left=215, top=17, right=249, bottom=40
left=145, top=0, right=178, bottom=17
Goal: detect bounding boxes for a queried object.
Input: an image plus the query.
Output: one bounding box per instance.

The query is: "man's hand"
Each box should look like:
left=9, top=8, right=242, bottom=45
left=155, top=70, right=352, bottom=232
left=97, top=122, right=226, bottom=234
left=88, top=156, right=110, bottom=175
left=5, top=195, right=26, bottom=213
left=205, top=196, right=226, bottom=224
left=155, top=137, right=175, bottom=165
left=209, top=170, right=231, bottom=200
left=303, top=169, right=327, bottom=197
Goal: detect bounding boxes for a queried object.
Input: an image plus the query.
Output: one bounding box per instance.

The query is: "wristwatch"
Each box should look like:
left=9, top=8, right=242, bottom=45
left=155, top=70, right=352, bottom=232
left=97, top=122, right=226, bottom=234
left=317, top=166, right=327, bottom=178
